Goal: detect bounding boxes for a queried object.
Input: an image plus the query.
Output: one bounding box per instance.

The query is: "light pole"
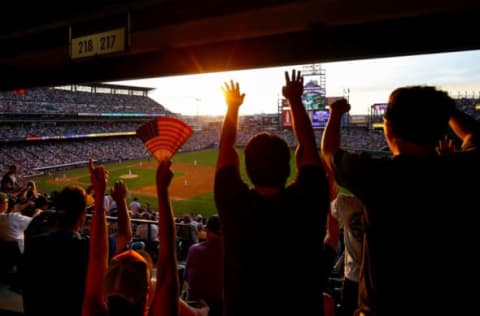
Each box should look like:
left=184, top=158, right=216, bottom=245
left=343, top=88, right=350, bottom=129
left=343, top=88, right=350, bottom=103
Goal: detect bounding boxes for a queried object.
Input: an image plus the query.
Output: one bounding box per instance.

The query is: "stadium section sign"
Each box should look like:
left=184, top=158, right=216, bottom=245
left=70, top=28, right=127, bottom=59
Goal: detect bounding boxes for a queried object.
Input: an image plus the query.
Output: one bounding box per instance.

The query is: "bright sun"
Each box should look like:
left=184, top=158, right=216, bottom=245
left=110, top=66, right=291, bottom=116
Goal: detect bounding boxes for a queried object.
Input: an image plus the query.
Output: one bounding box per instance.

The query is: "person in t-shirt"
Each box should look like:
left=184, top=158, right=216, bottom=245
left=215, top=70, right=330, bottom=316
left=321, top=86, right=480, bottom=315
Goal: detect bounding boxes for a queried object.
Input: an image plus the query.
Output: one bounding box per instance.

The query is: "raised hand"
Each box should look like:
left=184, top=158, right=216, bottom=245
left=88, top=159, right=108, bottom=195
left=329, top=98, right=350, bottom=115
left=222, top=80, right=245, bottom=109
left=110, top=180, right=127, bottom=202
left=436, top=135, right=457, bottom=155
left=282, top=69, right=304, bottom=104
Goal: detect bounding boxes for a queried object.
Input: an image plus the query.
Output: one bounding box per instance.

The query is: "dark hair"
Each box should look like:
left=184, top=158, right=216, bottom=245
left=384, top=86, right=453, bottom=145
left=206, top=215, right=221, bottom=234
left=34, top=195, right=50, bottom=209
left=54, top=186, right=88, bottom=229
left=244, top=132, right=290, bottom=187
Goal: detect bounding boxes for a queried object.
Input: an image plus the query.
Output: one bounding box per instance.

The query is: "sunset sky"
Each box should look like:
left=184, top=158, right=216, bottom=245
left=109, top=49, right=480, bottom=116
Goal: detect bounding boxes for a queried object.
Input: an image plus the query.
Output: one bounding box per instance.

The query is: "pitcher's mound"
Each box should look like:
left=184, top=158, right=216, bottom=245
left=120, top=174, right=139, bottom=179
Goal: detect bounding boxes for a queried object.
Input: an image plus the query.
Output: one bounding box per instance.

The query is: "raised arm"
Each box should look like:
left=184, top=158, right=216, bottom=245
left=321, top=98, right=350, bottom=169
left=283, top=69, right=322, bottom=168
left=110, top=182, right=132, bottom=254
left=82, top=159, right=109, bottom=316
left=216, top=80, right=245, bottom=172
left=150, top=159, right=178, bottom=316
left=321, top=156, right=340, bottom=281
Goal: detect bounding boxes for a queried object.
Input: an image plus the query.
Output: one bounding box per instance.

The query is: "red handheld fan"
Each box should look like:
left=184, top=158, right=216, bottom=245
left=136, top=117, right=193, bottom=160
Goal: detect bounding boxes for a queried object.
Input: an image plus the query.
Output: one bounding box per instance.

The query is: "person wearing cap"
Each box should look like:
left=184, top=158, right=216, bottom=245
left=83, top=159, right=209, bottom=316
left=321, top=87, right=480, bottom=315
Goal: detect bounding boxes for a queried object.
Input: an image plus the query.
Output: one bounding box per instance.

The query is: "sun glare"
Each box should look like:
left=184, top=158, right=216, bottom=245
left=109, top=49, right=480, bottom=116
left=111, top=66, right=292, bottom=116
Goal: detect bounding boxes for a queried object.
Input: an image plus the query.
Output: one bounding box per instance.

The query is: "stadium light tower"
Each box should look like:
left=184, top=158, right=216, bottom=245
left=343, top=88, right=350, bottom=102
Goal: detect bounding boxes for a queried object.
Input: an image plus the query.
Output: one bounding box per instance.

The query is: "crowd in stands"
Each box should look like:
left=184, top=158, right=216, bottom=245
left=1, top=71, right=480, bottom=316
left=2, top=82, right=477, bottom=181
left=0, top=86, right=171, bottom=114
left=0, top=138, right=150, bottom=177
left=454, top=96, right=480, bottom=119
left=0, top=160, right=215, bottom=315
left=0, top=127, right=389, bottom=178
left=0, top=122, right=141, bottom=140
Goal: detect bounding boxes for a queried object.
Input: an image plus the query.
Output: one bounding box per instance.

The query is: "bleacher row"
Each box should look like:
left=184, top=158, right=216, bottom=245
left=0, top=87, right=170, bottom=115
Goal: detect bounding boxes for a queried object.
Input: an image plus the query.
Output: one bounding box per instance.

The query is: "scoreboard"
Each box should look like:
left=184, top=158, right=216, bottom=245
left=281, top=79, right=329, bottom=129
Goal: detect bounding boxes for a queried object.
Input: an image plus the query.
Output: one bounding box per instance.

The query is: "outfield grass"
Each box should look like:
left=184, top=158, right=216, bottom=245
left=33, top=148, right=324, bottom=217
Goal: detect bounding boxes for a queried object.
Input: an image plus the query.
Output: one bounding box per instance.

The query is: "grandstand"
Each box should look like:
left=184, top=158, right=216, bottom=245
left=453, top=93, right=480, bottom=120
left=12, top=81, right=480, bottom=179
left=0, top=85, right=282, bottom=177
left=0, top=83, right=395, bottom=179
left=0, top=84, right=173, bottom=177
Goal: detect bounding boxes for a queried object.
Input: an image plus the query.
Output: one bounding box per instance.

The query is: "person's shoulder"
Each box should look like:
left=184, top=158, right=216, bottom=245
left=189, top=241, right=207, bottom=252
left=43, top=231, right=89, bottom=244
left=27, top=231, right=51, bottom=242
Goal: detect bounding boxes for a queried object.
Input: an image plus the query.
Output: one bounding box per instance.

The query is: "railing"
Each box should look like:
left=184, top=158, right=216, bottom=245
left=84, top=214, right=196, bottom=262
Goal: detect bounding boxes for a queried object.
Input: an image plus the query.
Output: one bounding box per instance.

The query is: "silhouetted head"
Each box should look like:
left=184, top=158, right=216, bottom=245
left=183, top=214, right=192, bottom=223
left=244, top=132, right=290, bottom=187
left=105, top=249, right=153, bottom=316
left=206, top=215, right=221, bottom=235
left=384, top=86, right=453, bottom=146
left=54, top=185, right=92, bottom=230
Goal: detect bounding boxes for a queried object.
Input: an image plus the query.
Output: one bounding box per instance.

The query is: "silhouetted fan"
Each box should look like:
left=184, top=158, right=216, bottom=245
left=136, top=117, right=193, bottom=160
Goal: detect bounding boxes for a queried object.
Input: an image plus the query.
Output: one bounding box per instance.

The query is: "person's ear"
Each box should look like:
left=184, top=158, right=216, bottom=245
left=383, top=118, right=391, bottom=137
left=383, top=118, right=398, bottom=154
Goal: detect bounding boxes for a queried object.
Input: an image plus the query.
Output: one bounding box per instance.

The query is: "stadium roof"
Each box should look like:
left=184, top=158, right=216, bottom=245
left=0, top=0, right=479, bottom=90
left=86, top=83, right=154, bottom=92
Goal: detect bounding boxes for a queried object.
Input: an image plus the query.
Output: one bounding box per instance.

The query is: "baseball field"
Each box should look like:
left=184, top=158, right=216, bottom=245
left=33, top=148, right=299, bottom=217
